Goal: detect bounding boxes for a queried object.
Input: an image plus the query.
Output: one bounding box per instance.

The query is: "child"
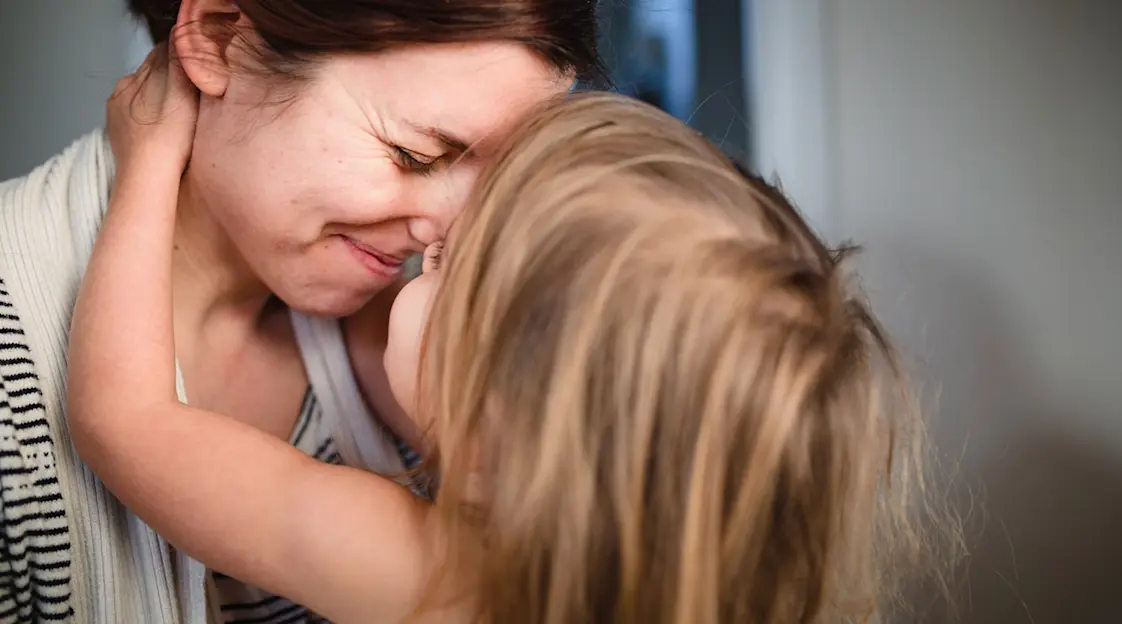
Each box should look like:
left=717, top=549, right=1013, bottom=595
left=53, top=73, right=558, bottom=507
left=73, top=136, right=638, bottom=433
left=67, top=50, right=942, bottom=623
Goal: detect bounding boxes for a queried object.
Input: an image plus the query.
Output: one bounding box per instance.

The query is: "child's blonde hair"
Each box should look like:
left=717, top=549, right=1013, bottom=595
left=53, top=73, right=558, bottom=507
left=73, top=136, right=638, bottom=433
left=419, top=92, right=947, bottom=623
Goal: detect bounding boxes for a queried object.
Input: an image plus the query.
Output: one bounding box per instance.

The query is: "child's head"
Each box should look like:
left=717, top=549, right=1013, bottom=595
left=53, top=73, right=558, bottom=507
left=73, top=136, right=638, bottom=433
left=386, top=93, right=939, bottom=623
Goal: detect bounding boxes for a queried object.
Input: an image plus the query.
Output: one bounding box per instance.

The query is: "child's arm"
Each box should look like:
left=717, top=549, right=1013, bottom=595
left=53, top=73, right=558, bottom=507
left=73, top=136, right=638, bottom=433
left=67, top=46, right=433, bottom=623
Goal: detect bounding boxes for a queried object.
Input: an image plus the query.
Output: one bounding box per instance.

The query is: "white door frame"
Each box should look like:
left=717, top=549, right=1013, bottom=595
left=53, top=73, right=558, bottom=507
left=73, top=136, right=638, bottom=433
left=743, top=0, right=837, bottom=237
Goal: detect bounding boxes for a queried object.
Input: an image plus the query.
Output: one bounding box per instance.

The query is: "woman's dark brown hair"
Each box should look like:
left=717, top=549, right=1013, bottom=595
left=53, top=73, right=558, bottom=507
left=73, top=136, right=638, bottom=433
left=125, top=0, right=603, bottom=83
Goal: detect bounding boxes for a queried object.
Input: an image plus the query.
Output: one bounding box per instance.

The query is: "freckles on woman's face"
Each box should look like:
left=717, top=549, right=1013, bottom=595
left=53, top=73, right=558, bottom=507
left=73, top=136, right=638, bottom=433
left=187, top=41, right=571, bottom=316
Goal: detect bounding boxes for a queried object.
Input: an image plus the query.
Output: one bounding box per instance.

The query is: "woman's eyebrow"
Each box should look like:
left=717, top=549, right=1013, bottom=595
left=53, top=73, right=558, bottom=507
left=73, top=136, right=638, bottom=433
left=403, top=120, right=472, bottom=153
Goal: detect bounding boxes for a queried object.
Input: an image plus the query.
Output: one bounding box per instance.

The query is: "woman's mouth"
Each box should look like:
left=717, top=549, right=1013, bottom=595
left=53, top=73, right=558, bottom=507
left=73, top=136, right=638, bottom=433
left=342, top=236, right=405, bottom=279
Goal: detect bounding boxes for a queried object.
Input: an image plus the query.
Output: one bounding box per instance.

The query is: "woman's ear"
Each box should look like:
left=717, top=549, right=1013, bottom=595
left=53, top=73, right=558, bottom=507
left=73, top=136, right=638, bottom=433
left=172, top=0, right=245, bottom=98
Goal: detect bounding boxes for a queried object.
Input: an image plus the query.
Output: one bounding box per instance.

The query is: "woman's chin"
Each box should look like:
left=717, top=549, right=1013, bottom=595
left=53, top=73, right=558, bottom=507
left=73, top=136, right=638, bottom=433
left=276, top=285, right=377, bottom=319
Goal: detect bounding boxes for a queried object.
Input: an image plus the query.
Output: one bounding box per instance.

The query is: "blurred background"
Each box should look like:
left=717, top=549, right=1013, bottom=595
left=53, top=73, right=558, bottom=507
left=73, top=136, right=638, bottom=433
left=2, top=1, right=1120, bottom=621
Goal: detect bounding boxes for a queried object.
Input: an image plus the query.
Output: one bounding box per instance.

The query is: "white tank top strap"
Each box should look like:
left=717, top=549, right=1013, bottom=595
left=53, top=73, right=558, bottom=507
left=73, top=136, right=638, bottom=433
left=288, top=310, right=408, bottom=479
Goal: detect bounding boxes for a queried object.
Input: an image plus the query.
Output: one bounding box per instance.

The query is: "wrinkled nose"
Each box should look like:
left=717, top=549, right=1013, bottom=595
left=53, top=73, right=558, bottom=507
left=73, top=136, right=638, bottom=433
left=408, top=166, right=476, bottom=246
left=407, top=217, right=444, bottom=248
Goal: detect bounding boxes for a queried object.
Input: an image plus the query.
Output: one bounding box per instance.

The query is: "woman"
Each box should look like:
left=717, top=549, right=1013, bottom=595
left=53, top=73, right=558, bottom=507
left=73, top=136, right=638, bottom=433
left=0, top=0, right=599, bottom=622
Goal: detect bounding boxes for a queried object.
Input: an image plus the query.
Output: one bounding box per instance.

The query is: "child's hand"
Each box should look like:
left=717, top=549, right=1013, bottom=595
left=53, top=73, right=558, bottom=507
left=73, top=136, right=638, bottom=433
left=107, top=42, right=199, bottom=178
left=422, top=241, right=444, bottom=274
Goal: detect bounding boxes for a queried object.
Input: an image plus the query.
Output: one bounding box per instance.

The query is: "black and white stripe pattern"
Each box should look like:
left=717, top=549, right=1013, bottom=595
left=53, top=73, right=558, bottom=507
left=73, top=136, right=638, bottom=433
left=214, top=388, right=331, bottom=624
left=0, top=272, right=429, bottom=624
left=0, top=277, right=73, bottom=621
left=214, top=388, right=427, bottom=624
left=213, top=584, right=329, bottom=624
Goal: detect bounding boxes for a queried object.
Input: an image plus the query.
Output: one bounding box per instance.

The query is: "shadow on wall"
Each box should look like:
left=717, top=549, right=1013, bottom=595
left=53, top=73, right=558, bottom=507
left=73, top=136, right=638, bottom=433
left=866, top=241, right=1122, bottom=624
left=962, top=423, right=1122, bottom=623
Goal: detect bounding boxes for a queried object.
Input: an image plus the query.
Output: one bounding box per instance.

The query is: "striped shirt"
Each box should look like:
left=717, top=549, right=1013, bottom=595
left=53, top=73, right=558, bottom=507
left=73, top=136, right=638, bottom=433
left=1, top=269, right=427, bottom=624
left=213, top=388, right=424, bottom=624
left=1, top=129, right=432, bottom=620
left=0, top=277, right=73, bottom=622
left=1, top=272, right=426, bottom=623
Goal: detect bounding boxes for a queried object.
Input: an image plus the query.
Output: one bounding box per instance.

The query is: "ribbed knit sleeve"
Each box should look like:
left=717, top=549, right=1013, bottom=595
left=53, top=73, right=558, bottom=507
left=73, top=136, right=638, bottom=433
left=0, top=130, right=195, bottom=623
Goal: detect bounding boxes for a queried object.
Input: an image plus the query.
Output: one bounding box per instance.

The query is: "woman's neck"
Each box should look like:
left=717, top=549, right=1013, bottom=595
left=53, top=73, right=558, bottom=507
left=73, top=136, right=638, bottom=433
left=171, top=173, right=275, bottom=337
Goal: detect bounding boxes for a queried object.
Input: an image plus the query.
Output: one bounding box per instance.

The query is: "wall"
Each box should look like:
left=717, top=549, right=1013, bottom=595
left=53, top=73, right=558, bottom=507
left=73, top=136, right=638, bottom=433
left=744, top=0, right=833, bottom=229
left=0, top=0, right=149, bottom=181
left=751, top=0, right=1122, bottom=621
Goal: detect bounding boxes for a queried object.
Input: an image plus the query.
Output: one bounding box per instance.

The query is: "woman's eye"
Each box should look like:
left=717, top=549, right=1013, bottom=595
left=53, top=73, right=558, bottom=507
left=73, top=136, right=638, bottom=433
left=393, top=147, right=438, bottom=176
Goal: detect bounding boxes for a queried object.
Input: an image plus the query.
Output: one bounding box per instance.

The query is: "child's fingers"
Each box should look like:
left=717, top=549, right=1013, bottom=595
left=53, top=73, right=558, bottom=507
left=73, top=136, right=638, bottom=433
left=422, top=242, right=444, bottom=274
left=110, top=74, right=137, bottom=101
left=133, top=43, right=166, bottom=85
left=165, top=36, right=193, bottom=90
left=110, top=41, right=168, bottom=102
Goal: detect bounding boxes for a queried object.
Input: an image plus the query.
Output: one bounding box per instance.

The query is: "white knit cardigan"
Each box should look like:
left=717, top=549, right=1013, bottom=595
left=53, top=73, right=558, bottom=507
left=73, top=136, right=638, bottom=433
left=0, top=131, right=209, bottom=623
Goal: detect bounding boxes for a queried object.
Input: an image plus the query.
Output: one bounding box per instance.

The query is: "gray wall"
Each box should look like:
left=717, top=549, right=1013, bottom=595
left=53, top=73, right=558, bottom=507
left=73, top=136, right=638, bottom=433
left=752, top=0, right=1122, bottom=621
left=0, top=0, right=149, bottom=181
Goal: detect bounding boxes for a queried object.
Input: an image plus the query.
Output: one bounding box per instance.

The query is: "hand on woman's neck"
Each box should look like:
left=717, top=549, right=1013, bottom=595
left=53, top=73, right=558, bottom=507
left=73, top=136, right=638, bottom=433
left=171, top=172, right=276, bottom=337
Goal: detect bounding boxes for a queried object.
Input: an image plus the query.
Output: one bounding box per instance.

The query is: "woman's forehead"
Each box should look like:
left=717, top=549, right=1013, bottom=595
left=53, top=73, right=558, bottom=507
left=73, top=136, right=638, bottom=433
left=326, top=43, right=571, bottom=154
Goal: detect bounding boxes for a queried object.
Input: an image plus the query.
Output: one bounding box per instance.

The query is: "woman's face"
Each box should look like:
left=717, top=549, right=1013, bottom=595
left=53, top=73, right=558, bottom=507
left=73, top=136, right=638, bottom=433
left=188, top=42, right=568, bottom=316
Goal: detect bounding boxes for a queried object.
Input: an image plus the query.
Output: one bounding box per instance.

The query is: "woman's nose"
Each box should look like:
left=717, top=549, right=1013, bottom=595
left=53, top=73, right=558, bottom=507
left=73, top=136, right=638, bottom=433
left=409, top=169, right=474, bottom=246
left=406, top=215, right=446, bottom=248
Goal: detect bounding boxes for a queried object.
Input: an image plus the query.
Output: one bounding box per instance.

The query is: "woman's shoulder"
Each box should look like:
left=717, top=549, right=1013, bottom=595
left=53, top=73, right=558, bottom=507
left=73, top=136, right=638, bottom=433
left=0, top=128, right=115, bottom=392
left=1, top=128, right=113, bottom=212
left=0, top=128, right=113, bottom=295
